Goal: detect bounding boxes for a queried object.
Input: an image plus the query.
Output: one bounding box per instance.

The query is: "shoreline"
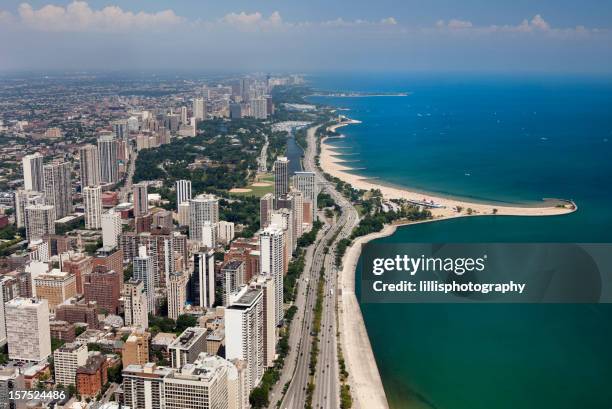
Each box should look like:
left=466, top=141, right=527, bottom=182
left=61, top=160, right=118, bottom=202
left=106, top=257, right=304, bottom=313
left=331, top=117, right=577, bottom=409
left=323, top=120, right=577, bottom=218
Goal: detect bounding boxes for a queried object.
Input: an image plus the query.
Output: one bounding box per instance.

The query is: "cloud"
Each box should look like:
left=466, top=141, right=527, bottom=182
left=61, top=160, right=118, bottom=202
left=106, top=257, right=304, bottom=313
left=218, top=11, right=285, bottom=31
left=10, top=1, right=183, bottom=32
left=437, top=19, right=473, bottom=29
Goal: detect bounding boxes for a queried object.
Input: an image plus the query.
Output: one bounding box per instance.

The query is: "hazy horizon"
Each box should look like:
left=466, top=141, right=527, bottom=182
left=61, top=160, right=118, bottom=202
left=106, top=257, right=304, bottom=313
left=1, top=1, right=612, bottom=73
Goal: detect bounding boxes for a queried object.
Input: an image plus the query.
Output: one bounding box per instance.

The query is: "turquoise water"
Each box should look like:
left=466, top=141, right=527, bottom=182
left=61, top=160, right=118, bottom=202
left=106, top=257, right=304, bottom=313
left=310, top=74, right=612, bottom=409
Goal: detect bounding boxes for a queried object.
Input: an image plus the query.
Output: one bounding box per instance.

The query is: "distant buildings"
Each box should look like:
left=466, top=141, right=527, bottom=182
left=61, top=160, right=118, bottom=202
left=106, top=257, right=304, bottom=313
left=193, top=98, right=206, bottom=121
left=22, top=153, right=44, bottom=192
left=293, top=171, right=317, bottom=220
left=6, top=297, right=51, bottom=362
left=175, top=179, right=192, bottom=206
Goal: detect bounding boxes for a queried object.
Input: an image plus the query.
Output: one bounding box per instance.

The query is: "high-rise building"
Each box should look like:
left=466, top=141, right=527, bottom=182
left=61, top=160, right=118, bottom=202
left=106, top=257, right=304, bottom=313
left=225, top=287, right=264, bottom=393
left=123, top=279, right=149, bottom=330
left=168, top=327, right=208, bottom=369
left=0, top=367, right=26, bottom=408
left=202, top=221, right=217, bottom=248
left=24, top=204, right=55, bottom=241
left=229, top=103, right=242, bottom=119
left=0, top=290, right=5, bottom=348
left=222, top=261, right=245, bottom=306
left=101, top=210, right=122, bottom=248
left=54, top=343, right=88, bottom=386
left=178, top=202, right=190, bottom=226
left=98, top=134, right=119, bottom=184
left=133, top=183, right=148, bottom=217
left=167, top=271, right=188, bottom=320
left=83, top=267, right=121, bottom=315
left=259, top=225, right=285, bottom=325
left=273, top=157, right=289, bottom=199
left=251, top=276, right=277, bottom=368
left=217, top=221, right=235, bottom=245
left=189, top=194, right=219, bottom=242
left=123, top=363, right=172, bottom=409
left=112, top=120, right=129, bottom=139
left=288, top=190, right=304, bottom=244
left=175, top=180, right=192, bottom=206
left=43, top=161, right=73, bottom=219
left=250, top=98, right=267, bottom=119
left=78, top=145, right=101, bottom=188
left=163, top=353, right=230, bottom=409
left=193, top=98, right=206, bottom=120
left=133, top=246, right=155, bottom=313
left=271, top=209, right=293, bottom=271
left=259, top=193, right=274, bottom=230
left=22, top=153, right=44, bottom=192
left=122, top=331, right=150, bottom=369
left=292, top=171, right=317, bottom=220
left=188, top=248, right=215, bottom=309
left=34, top=270, right=77, bottom=313
left=180, top=106, right=188, bottom=124
left=83, top=185, right=102, bottom=229
left=6, top=297, right=51, bottom=362
left=15, top=189, right=44, bottom=228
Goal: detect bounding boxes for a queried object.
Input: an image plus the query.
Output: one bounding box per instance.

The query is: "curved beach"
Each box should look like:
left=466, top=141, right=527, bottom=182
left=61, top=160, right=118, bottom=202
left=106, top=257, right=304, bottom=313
left=323, top=121, right=576, bottom=218
left=329, top=119, right=578, bottom=409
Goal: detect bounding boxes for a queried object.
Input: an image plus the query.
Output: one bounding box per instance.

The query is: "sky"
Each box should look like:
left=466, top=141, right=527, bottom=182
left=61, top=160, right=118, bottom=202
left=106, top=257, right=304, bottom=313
left=1, top=1, right=611, bottom=73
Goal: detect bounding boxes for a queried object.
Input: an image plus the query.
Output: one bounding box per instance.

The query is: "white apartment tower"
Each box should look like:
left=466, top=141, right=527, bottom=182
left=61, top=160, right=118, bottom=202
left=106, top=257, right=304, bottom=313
left=83, top=185, right=102, bottom=229
left=133, top=246, right=155, bottom=314
left=259, top=225, right=285, bottom=326
left=175, top=179, right=192, bottom=207
left=101, top=210, right=122, bottom=248
left=54, top=343, right=88, bottom=386
left=192, top=248, right=215, bottom=308
left=43, top=161, right=73, bottom=220
left=250, top=276, right=277, bottom=368
left=167, top=271, right=188, bottom=321
left=292, top=171, right=317, bottom=219
left=189, top=194, right=219, bottom=242
left=24, top=204, right=55, bottom=241
left=22, top=153, right=44, bottom=192
left=5, top=297, right=51, bottom=362
left=15, top=190, right=44, bottom=228
left=193, top=98, right=206, bottom=121
left=123, top=279, right=149, bottom=330
left=78, top=145, right=101, bottom=188
left=225, top=288, right=264, bottom=393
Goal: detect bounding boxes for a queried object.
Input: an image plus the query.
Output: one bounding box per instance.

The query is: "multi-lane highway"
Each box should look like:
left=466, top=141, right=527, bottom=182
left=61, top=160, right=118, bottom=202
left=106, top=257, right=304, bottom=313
left=279, top=124, right=359, bottom=409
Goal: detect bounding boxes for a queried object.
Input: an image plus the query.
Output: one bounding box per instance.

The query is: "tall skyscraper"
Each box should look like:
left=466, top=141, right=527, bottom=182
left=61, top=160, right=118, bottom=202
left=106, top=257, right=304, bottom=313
left=98, top=134, right=119, bottom=184
left=202, top=221, right=216, bottom=248
left=133, top=183, right=148, bottom=217
left=43, top=161, right=73, bottom=220
left=123, top=279, right=149, bottom=330
left=78, top=145, right=101, bottom=188
left=15, top=189, right=44, bottom=228
left=288, top=190, right=304, bottom=243
left=167, top=271, right=188, bottom=320
left=22, top=153, right=44, bottom=192
left=259, top=193, right=274, bottom=230
left=189, top=194, right=219, bottom=242
left=83, top=186, right=102, bottom=229
left=24, top=204, right=55, bottom=241
left=193, top=98, right=206, bottom=120
left=180, top=106, right=188, bottom=124
left=101, top=210, right=122, bottom=248
left=6, top=297, right=51, bottom=362
left=133, top=246, right=155, bottom=314
left=189, top=248, right=215, bottom=309
left=250, top=276, right=277, bottom=368
left=250, top=98, right=267, bottom=119
left=225, top=287, right=264, bottom=393
left=0, top=290, right=6, bottom=347
left=259, top=225, right=285, bottom=325
left=222, top=260, right=245, bottom=306
left=112, top=120, right=129, bottom=139
left=175, top=180, right=192, bottom=207
left=274, top=157, right=289, bottom=199
left=292, top=171, right=317, bottom=220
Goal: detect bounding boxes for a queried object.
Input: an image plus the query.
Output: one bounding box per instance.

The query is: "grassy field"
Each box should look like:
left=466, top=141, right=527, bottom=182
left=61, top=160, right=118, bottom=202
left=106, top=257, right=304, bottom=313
left=230, top=172, right=275, bottom=198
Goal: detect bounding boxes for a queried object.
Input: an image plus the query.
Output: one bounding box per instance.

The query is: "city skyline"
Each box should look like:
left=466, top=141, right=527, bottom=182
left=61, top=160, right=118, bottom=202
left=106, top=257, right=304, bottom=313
left=1, top=1, right=611, bottom=73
